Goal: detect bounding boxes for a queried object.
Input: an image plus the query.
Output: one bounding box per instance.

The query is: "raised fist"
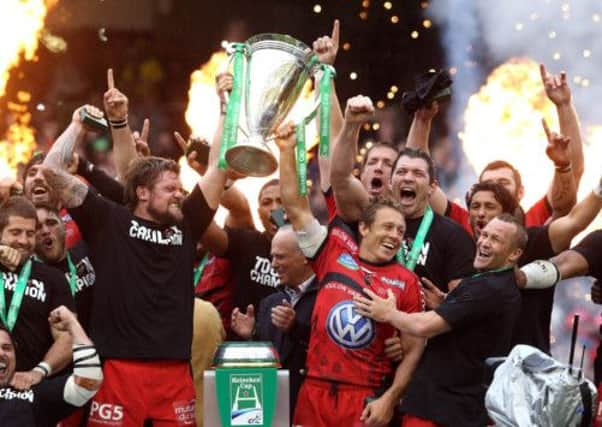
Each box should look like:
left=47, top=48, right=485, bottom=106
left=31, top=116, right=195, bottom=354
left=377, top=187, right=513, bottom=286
left=344, top=95, right=375, bottom=124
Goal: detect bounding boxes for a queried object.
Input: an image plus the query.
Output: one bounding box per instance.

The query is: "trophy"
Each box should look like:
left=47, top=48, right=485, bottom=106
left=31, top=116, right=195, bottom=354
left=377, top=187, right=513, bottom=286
left=220, top=33, right=335, bottom=181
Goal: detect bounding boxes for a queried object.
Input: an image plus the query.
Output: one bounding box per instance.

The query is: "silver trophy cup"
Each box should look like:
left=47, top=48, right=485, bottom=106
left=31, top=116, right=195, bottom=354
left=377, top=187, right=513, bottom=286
left=225, top=34, right=318, bottom=177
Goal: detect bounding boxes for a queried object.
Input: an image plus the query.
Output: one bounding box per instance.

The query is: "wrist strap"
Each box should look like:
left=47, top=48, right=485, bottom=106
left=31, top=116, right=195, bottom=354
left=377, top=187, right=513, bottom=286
left=34, top=361, right=51, bottom=378
left=109, top=117, right=128, bottom=129
left=555, top=163, right=572, bottom=173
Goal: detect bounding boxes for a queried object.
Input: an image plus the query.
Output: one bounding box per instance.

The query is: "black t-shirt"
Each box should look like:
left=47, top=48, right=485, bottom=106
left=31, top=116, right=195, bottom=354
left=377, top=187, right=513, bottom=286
left=403, top=211, right=475, bottom=291
left=48, top=242, right=96, bottom=333
left=1, top=262, right=74, bottom=372
left=573, top=229, right=602, bottom=281
left=0, top=375, right=77, bottom=427
left=401, top=269, right=520, bottom=426
left=512, top=225, right=557, bottom=353
left=224, top=227, right=279, bottom=311
left=68, top=185, right=214, bottom=360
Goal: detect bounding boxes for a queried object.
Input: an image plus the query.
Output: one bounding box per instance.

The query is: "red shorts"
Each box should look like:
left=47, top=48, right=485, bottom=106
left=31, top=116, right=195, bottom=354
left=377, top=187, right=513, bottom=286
left=87, top=359, right=196, bottom=427
left=401, top=414, right=442, bottom=427
left=293, top=377, right=374, bottom=427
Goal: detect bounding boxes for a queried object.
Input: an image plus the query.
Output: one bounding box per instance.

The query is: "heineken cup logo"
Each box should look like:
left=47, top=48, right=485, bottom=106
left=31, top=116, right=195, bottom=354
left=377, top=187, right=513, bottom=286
left=230, top=373, right=264, bottom=425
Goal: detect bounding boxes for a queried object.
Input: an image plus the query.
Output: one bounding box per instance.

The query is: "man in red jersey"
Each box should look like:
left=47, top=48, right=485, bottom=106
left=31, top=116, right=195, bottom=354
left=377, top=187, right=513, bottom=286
left=275, top=122, right=424, bottom=427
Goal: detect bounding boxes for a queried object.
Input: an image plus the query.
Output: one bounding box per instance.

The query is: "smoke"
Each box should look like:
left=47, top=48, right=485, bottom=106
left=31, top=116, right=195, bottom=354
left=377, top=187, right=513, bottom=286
left=429, top=0, right=602, bottom=126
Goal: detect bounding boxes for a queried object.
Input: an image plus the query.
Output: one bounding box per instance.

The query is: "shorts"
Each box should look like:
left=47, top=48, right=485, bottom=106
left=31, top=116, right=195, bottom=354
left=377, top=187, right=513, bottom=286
left=573, top=230, right=602, bottom=281
left=401, top=414, right=442, bottom=427
left=87, top=359, right=196, bottom=427
left=293, top=377, right=374, bottom=427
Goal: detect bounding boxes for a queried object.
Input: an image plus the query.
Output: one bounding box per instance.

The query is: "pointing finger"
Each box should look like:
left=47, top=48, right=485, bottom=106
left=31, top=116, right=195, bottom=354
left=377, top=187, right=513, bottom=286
left=141, top=118, right=150, bottom=141
left=107, top=68, right=115, bottom=90
left=541, top=118, right=552, bottom=141
left=331, top=19, right=340, bottom=47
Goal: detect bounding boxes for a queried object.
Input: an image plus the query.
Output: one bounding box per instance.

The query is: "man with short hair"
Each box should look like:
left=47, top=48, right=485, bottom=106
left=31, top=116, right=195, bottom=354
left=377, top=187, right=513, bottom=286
left=231, top=225, right=317, bottom=418
left=34, top=205, right=95, bottom=332
left=0, top=196, right=74, bottom=392
left=355, top=214, right=527, bottom=427
left=41, top=69, right=227, bottom=425
left=276, top=121, right=425, bottom=427
left=0, top=305, right=102, bottom=427
left=331, top=95, right=475, bottom=293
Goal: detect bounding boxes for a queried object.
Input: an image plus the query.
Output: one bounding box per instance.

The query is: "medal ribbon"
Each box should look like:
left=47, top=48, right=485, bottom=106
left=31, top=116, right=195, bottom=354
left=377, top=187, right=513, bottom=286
left=0, top=259, right=33, bottom=331
left=218, top=43, right=246, bottom=170
left=396, top=205, right=434, bottom=271
left=318, top=64, right=336, bottom=158
left=193, top=253, right=209, bottom=287
left=66, top=252, right=78, bottom=296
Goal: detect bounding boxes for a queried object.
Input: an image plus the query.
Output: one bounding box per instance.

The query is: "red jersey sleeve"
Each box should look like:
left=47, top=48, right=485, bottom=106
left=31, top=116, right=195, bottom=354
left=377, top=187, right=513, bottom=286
left=396, top=274, right=424, bottom=314
left=445, top=200, right=473, bottom=236
left=525, top=195, right=552, bottom=227
left=309, top=217, right=359, bottom=281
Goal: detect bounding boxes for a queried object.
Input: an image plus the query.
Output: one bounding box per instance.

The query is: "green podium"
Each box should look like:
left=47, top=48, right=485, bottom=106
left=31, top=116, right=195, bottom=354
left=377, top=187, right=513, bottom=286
left=204, top=342, right=290, bottom=426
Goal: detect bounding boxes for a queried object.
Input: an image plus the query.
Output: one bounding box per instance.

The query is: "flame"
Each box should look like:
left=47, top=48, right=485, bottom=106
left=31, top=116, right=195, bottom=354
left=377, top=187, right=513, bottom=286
left=0, top=0, right=57, bottom=179
left=183, top=50, right=317, bottom=229
left=462, top=57, right=602, bottom=238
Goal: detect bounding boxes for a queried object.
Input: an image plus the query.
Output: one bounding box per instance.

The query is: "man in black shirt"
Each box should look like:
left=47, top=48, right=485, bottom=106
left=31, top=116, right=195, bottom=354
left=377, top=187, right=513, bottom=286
left=331, top=95, right=475, bottom=292
left=0, top=196, right=73, bottom=391
left=35, top=205, right=95, bottom=332
left=0, top=305, right=102, bottom=427
left=41, top=71, right=227, bottom=425
left=355, top=214, right=527, bottom=427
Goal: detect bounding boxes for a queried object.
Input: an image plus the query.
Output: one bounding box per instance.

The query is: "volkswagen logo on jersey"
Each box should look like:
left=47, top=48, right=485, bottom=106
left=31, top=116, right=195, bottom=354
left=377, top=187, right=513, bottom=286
left=326, top=301, right=375, bottom=349
left=337, top=253, right=359, bottom=271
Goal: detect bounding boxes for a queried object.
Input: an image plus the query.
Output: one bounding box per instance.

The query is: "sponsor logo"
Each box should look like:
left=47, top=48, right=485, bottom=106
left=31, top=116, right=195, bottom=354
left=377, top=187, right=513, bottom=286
left=326, top=301, right=375, bottom=349
left=128, top=220, right=183, bottom=246
left=249, top=256, right=279, bottom=288
left=89, top=402, right=124, bottom=425
left=172, top=399, right=195, bottom=425
left=230, top=374, right=263, bottom=425
left=381, top=276, right=405, bottom=290
left=2, top=273, right=47, bottom=302
left=337, top=253, right=359, bottom=271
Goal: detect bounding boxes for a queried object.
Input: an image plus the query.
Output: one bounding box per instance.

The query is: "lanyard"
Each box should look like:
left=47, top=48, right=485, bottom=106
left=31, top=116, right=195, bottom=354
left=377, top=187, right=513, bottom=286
left=193, top=254, right=209, bottom=287
left=66, top=252, right=78, bottom=296
left=472, top=266, right=513, bottom=279
left=396, top=205, right=434, bottom=271
left=0, top=259, right=33, bottom=332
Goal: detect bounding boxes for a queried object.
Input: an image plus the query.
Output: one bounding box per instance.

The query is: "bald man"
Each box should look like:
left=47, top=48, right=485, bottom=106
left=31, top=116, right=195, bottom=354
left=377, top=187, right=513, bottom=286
left=231, top=226, right=317, bottom=418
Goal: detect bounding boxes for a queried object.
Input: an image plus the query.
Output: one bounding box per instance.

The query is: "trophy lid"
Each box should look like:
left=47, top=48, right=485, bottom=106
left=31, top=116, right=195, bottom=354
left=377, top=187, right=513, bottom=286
left=212, top=341, right=281, bottom=368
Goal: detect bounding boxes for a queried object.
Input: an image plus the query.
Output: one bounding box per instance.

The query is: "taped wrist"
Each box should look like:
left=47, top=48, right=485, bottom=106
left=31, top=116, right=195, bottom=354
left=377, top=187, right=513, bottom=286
left=296, top=218, right=327, bottom=258
left=33, top=361, right=51, bottom=378
left=72, top=344, right=102, bottom=381
left=520, top=260, right=561, bottom=289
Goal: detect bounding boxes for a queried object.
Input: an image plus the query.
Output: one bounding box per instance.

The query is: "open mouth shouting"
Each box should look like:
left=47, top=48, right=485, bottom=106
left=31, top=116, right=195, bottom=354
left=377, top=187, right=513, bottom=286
left=30, top=185, right=50, bottom=202
left=368, top=177, right=385, bottom=196
left=399, top=188, right=417, bottom=206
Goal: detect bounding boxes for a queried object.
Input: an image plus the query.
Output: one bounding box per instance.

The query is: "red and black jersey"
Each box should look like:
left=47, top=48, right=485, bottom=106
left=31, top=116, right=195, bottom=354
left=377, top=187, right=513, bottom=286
left=60, top=208, right=82, bottom=250
left=195, top=254, right=235, bottom=332
left=306, top=217, right=423, bottom=388
left=323, top=187, right=337, bottom=223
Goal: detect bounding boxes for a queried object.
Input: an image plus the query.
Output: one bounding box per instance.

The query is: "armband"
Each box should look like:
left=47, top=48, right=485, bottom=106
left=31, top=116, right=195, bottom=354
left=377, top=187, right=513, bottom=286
left=296, top=218, right=327, bottom=258
left=72, top=344, right=103, bottom=381
left=520, top=260, right=560, bottom=289
left=63, top=376, right=99, bottom=407
left=554, top=163, right=572, bottom=174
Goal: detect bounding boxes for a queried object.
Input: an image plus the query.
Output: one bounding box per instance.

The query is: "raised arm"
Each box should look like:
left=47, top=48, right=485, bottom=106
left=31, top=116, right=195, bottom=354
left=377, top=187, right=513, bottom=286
left=406, top=101, right=448, bottom=215
left=275, top=121, right=315, bottom=230
left=330, top=96, right=374, bottom=222
left=104, top=68, right=138, bottom=181
left=540, top=64, right=584, bottom=187
left=313, top=19, right=344, bottom=192
left=547, top=177, right=602, bottom=253
left=542, top=118, right=577, bottom=218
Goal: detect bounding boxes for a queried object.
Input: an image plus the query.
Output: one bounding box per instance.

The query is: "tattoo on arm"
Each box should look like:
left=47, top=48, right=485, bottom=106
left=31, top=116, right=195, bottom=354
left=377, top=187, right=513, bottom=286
left=44, top=123, right=82, bottom=169
left=550, top=171, right=576, bottom=216
left=42, top=168, right=88, bottom=208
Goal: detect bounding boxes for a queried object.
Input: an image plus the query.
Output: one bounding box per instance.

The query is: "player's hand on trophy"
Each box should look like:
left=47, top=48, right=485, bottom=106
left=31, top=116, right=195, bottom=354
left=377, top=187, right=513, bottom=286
left=344, top=95, right=375, bottom=125
left=274, top=121, right=297, bottom=151
left=354, top=288, right=396, bottom=323
left=313, top=19, right=340, bottom=66
left=133, top=118, right=151, bottom=157
left=0, top=245, right=21, bottom=271
left=542, top=118, right=571, bottom=169
left=540, top=63, right=571, bottom=107
left=271, top=300, right=296, bottom=332
left=231, top=305, right=256, bottom=339
left=104, top=68, right=129, bottom=122
left=216, top=72, right=233, bottom=105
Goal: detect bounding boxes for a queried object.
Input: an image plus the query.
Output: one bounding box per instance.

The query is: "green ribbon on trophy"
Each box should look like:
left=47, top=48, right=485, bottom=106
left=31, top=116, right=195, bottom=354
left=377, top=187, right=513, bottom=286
left=295, top=64, right=336, bottom=196
left=219, top=43, right=246, bottom=170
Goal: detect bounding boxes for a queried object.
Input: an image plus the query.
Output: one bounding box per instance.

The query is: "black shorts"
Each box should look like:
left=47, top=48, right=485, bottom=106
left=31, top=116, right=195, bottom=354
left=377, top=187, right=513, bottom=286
left=573, top=230, right=602, bottom=281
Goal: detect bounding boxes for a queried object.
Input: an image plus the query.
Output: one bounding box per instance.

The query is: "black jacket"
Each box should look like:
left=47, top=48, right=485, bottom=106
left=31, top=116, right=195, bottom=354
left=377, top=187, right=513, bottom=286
left=255, top=277, right=318, bottom=416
